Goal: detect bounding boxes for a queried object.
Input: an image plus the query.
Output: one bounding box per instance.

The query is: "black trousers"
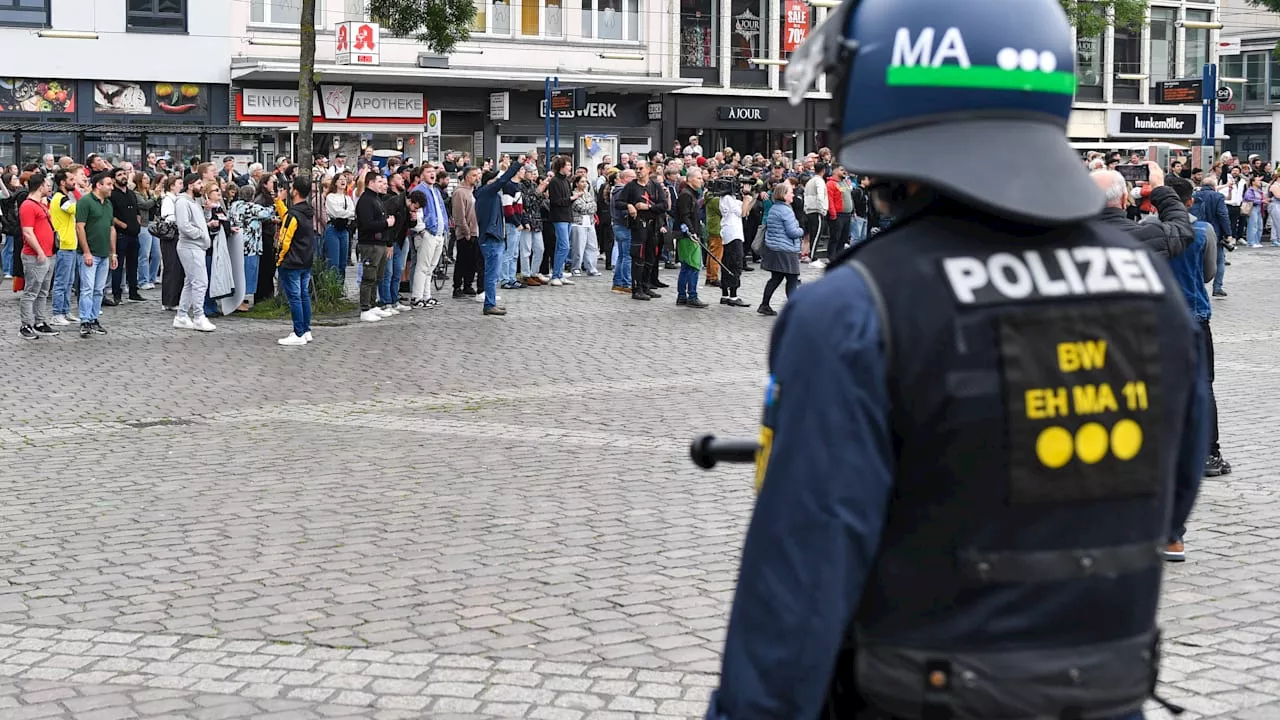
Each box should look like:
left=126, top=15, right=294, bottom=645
left=111, top=232, right=140, bottom=298
left=630, top=224, right=649, bottom=290
left=721, top=239, right=744, bottom=296
left=646, top=224, right=663, bottom=286
left=597, top=221, right=614, bottom=268
left=257, top=241, right=277, bottom=301
left=1203, top=319, right=1219, bottom=455
left=160, top=238, right=184, bottom=307
left=540, top=223, right=555, bottom=276
left=453, top=235, right=479, bottom=290
left=761, top=271, right=799, bottom=306
left=830, top=213, right=852, bottom=262
left=1227, top=205, right=1242, bottom=240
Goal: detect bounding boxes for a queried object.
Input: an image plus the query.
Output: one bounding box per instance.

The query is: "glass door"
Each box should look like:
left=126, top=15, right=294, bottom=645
left=19, top=133, right=73, bottom=166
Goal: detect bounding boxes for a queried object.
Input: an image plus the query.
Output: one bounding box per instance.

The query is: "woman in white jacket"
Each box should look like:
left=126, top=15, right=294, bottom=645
left=322, top=175, right=356, bottom=283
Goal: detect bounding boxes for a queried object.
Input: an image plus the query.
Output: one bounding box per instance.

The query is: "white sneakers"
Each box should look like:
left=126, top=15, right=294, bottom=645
left=360, top=309, right=382, bottom=322
left=278, top=333, right=307, bottom=346
left=811, top=259, right=827, bottom=269
left=395, top=302, right=412, bottom=312
left=472, top=293, right=501, bottom=303
left=173, top=314, right=215, bottom=332
left=549, top=278, right=563, bottom=287
left=561, top=277, right=575, bottom=286
left=303, top=331, right=313, bottom=343
left=51, top=315, right=72, bottom=326
left=376, top=306, right=396, bottom=317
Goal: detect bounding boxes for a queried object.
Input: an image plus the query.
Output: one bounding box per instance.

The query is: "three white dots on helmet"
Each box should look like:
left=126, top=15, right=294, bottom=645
left=996, top=47, right=1058, bottom=73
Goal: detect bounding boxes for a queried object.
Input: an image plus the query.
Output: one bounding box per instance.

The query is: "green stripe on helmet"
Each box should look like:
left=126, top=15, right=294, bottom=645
left=886, top=65, right=1077, bottom=95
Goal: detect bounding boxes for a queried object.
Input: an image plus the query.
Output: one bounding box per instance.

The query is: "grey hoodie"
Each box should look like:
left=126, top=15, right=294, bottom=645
left=175, top=193, right=211, bottom=251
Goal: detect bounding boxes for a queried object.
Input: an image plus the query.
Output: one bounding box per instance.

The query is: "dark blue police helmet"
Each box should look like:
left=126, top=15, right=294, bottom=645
left=786, top=0, right=1103, bottom=224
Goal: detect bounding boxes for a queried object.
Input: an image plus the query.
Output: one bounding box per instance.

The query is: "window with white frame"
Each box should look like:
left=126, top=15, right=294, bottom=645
left=1183, top=9, right=1211, bottom=78
left=473, top=0, right=513, bottom=34
left=519, top=0, right=561, bottom=37
left=251, top=0, right=304, bottom=25
left=127, top=0, right=186, bottom=31
left=0, top=0, right=48, bottom=26
left=583, top=0, right=640, bottom=41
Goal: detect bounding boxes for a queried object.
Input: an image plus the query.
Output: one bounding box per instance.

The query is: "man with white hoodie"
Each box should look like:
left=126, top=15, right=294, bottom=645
left=173, top=172, right=216, bottom=332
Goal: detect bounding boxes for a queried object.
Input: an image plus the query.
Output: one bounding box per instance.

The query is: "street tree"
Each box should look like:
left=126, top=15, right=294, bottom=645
left=1058, top=0, right=1148, bottom=37
left=296, top=0, right=476, bottom=173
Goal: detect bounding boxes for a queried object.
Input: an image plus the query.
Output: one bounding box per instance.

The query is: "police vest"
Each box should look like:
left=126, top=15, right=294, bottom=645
left=844, top=202, right=1199, bottom=720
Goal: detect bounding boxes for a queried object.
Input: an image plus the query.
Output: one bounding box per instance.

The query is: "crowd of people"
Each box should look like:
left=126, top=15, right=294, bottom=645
left=0, top=139, right=880, bottom=335
left=1085, top=148, right=1248, bottom=561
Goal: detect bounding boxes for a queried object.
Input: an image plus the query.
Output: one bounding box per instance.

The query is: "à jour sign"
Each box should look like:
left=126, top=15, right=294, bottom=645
left=336, top=21, right=380, bottom=66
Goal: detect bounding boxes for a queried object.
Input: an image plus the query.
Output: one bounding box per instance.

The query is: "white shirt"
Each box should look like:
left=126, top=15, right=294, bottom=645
left=720, top=194, right=745, bottom=243
left=1220, top=178, right=1245, bottom=206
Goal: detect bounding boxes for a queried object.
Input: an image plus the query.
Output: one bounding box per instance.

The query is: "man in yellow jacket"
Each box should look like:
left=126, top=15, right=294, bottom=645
left=274, top=176, right=316, bottom=346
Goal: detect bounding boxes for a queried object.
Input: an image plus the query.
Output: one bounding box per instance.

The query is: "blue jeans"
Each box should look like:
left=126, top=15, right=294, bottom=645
left=503, top=224, right=521, bottom=284
left=278, top=266, right=312, bottom=337
left=552, top=222, right=571, bottom=279
left=245, top=254, right=261, bottom=293
left=380, top=239, right=407, bottom=305
left=1247, top=205, right=1263, bottom=247
left=321, top=224, right=349, bottom=282
left=851, top=216, right=868, bottom=245
left=1, top=234, right=12, bottom=275
left=204, top=253, right=218, bottom=317
left=52, top=249, right=78, bottom=315
left=677, top=263, right=699, bottom=300
left=137, top=227, right=159, bottom=285
left=77, top=255, right=111, bottom=322
left=1214, top=237, right=1226, bottom=293
left=612, top=224, right=633, bottom=288
left=480, top=238, right=503, bottom=309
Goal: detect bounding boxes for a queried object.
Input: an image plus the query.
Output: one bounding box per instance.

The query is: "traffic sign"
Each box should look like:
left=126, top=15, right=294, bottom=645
left=1216, top=86, right=1234, bottom=103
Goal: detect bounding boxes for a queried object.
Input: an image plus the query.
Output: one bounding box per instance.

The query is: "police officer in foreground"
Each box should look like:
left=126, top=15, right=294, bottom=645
left=704, top=0, right=1209, bottom=718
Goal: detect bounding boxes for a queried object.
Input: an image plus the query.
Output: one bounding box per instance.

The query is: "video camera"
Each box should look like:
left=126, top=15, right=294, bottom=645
left=706, top=178, right=741, bottom=197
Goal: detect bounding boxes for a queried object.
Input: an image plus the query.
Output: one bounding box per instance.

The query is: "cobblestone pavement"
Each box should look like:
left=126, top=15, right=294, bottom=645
left=0, top=248, right=1278, bottom=720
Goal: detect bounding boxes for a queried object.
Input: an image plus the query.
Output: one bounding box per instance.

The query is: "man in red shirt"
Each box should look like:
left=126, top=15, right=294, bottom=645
left=827, top=165, right=852, bottom=261
left=18, top=172, right=58, bottom=339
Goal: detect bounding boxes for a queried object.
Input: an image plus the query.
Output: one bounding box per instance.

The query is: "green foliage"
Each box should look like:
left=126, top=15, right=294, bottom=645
left=367, top=0, right=475, bottom=55
left=242, top=257, right=357, bottom=320
left=1059, top=0, right=1149, bottom=38
left=1245, top=0, right=1280, bottom=11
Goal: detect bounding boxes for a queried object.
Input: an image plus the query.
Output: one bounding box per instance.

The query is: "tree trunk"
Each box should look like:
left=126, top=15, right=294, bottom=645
left=297, top=0, right=318, bottom=175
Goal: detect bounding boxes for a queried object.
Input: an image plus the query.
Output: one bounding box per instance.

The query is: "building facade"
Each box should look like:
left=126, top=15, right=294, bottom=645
left=0, top=0, right=242, bottom=167
left=1068, top=0, right=1222, bottom=149
left=229, top=0, right=693, bottom=174
left=1218, top=0, right=1280, bottom=160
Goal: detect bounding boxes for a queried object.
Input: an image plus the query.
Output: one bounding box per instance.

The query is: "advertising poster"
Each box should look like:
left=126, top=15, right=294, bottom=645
left=94, top=81, right=205, bottom=115
left=0, top=79, right=75, bottom=113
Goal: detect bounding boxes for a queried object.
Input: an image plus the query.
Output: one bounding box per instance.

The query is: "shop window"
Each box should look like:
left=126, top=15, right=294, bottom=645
left=681, top=0, right=717, bottom=69
left=1074, top=4, right=1102, bottom=102
left=1183, top=10, right=1211, bottom=78
left=1148, top=6, right=1177, bottom=100
left=518, top=0, right=562, bottom=37
left=779, top=0, right=810, bottom=58
left=0, top=0, right=48, bottom=27
left=582, top=0, right=640, bottom=41
left=730, top=0, right=765, bottom=68
left=1267, top=54, right=1280, bottom=104
left=126, top=0, right=185, bottom=31
left=1112, top=25, right=1141, bottom=103
left=251, top=0, right=304, bottom=25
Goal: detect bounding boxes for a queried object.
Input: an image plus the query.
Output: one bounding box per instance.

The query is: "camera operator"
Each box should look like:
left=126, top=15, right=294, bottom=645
left=717, top=176, right=754, bottom=306
left=1091, top=161, right=1193, bottom=260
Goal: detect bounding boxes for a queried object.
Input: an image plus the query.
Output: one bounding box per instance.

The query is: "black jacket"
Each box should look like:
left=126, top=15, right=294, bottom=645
left=383, top=190, right=410, bottom=245
left=676, top=186, right=702, bottom=238
left=111, top=187, right=141, bottom=236
left=355, top=190, right=390, bottom=247
left=1094, top=185, right=1192, bottom=260
left=277, top=200, right=316, bottom=270
left=547, top=175, right=573, bottom=224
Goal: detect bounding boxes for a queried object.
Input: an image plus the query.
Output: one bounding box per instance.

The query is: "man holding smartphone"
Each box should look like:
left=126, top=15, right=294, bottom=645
left=1092, top=161, right=1193, bottom=260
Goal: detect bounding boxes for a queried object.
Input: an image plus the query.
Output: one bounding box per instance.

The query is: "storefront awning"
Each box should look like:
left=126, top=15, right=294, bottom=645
left=231, top=61, right=700, bottom=94
left=0, top=122, right=269, bottom=134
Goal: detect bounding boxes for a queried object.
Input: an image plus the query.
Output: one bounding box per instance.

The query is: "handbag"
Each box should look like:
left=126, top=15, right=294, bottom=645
left=1241, top=200, right=1254, bottom=215
left=751, top=224, right=766, bottom=255
left=149, top=217, right=178, bottom=241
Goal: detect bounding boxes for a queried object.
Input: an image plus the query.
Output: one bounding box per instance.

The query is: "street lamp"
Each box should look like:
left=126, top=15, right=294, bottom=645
left=1116, top=73, right=1149, bottom=81
left=1178, top=20, right=1224, bottom=30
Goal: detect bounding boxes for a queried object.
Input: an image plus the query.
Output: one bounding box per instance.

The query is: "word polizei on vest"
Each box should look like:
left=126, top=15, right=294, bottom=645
left=942, top=246, right=1166, bottom=305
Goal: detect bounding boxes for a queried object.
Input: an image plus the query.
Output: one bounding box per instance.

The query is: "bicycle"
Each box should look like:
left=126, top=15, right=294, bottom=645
left=433, top=230, right=455, bottom=292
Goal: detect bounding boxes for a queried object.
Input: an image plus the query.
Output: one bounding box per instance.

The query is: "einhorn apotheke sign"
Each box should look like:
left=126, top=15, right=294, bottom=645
left=237, top=86, right=425, bottom=124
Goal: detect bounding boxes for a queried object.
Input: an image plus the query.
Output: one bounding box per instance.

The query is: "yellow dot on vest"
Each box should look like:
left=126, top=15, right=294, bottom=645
left=1036, top=426, right=1073, bottom=469
left=1111, top=419, right=1143, bottom=461
left=1075, top=422, right=1109, bottom=464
